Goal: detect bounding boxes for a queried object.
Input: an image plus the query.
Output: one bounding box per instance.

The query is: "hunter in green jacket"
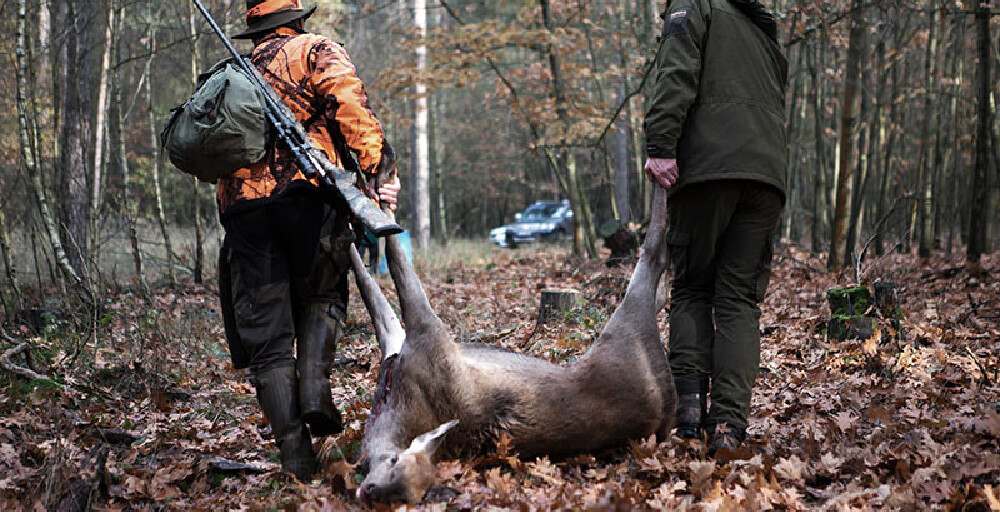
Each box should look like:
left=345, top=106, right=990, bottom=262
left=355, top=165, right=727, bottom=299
left=644, top=0, right=787, bottom=454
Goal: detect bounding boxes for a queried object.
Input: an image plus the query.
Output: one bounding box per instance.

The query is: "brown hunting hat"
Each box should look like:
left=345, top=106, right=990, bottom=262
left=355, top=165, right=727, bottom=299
left=233, top=0, right=317, bottom=39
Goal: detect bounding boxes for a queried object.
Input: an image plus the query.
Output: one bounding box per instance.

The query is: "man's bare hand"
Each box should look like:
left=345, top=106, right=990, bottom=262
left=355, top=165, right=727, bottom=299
left=645, top=158, right=679, bottom=190
left=378, top=176, right=401, bottom=212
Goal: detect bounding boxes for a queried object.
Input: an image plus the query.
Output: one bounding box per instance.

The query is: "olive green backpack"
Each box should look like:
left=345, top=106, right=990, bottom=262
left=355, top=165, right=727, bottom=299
left=161, top=59, right=268, bottom=183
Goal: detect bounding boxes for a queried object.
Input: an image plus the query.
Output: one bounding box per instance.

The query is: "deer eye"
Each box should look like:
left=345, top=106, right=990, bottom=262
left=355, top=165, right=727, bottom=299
left=389, top=455, right=398, bottom=466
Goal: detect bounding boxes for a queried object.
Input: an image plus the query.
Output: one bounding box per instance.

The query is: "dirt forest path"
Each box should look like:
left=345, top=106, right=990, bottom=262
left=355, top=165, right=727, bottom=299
left=1, top=245, right=998, bottom=510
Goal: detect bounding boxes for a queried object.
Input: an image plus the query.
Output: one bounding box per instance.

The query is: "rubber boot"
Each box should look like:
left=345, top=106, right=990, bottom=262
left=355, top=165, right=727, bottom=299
left=296, top=303, right=343, bottom=437
left=253, top=366, right=317, bottom=481
left=676, top=392, right=708, bottom=439
left=708, top=423, right=746, bottom=455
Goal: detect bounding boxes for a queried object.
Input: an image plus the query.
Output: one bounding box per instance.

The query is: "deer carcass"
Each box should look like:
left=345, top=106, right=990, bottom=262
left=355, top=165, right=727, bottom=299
left=348, top=187, right=676, bottom=503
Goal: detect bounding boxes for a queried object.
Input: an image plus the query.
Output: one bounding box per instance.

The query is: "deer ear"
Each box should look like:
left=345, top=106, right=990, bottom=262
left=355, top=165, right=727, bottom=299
left=403, top=419, right=459, bottom=457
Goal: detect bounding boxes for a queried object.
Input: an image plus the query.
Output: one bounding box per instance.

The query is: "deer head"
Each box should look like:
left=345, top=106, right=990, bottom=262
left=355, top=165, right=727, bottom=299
left=348, top=236, right=457, bottom=503
left=355, top=419, right=458, bottom=503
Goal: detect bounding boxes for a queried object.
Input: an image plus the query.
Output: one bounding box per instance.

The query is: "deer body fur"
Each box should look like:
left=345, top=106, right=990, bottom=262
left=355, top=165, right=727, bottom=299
left=350, top=187, right=676, bottom=503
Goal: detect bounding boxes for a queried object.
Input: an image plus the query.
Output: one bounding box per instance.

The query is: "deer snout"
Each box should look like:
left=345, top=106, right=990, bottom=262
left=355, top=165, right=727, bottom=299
left=356, top=483, right=375, bottom=502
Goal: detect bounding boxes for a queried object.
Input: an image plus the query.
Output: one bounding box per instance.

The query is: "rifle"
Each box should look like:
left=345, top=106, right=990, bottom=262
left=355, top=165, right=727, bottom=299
left=190, top=0, right=402, bottom=237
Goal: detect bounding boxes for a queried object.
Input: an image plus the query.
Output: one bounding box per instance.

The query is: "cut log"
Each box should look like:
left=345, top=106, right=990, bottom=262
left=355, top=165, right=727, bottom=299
left=599, top=220, right=638, bottom=268
left=537, top=289, right=582, bottom=325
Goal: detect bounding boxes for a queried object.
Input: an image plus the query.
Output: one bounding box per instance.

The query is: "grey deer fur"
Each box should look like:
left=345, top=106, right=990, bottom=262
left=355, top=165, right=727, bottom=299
left=348, top=186, right=676, bottom=504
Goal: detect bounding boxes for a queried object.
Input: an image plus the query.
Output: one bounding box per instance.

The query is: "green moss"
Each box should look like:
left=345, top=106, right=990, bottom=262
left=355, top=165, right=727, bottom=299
left=826, top=286, right=873, bottom=317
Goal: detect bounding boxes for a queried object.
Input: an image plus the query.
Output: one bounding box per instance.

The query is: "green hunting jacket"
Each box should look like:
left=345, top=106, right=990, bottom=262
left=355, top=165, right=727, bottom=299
left=644, top=0, right=788, bottom=200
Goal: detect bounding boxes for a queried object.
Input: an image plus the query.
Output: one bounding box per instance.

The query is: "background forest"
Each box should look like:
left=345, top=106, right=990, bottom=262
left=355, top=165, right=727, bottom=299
left=0, top=0, right=998, bottom=298
left=0, top=0, right=999, bottom=510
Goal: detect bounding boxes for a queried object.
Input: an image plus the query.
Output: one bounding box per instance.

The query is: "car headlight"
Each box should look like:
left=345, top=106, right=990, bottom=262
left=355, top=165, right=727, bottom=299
left=542, top=223, right=555, bottom=231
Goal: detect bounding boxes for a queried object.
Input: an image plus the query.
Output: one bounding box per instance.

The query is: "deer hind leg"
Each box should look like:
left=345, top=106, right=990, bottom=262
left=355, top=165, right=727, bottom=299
left=349, top=244, right=404, bottom=359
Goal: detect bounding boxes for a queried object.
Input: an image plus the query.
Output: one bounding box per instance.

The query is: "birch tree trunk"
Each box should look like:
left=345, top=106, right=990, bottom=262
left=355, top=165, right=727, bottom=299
left=413, top=0, right=431, bottom=249
left=89, top=2, right=115, bottom=268
left=829, top=0, right=864, bottom=271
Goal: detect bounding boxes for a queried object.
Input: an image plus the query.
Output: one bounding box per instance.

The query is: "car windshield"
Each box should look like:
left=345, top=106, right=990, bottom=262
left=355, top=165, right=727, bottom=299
left=521, top=204, right=561, bottom=221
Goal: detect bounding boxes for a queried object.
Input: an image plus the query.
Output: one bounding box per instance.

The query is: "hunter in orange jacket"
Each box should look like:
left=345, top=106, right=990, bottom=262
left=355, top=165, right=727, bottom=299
left=217, top=0, right=399, bottom=482
left=217, top=24, right=395, bottom=215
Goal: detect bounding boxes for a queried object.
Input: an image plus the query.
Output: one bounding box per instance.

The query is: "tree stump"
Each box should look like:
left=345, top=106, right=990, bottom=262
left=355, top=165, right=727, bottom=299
left=537, top=289, right=582, bottom=325
left=873, top=281, right=901, bottom=318
left=826, top=286, right=875, bottom=340
left=599, top=220, right=638, bottom=268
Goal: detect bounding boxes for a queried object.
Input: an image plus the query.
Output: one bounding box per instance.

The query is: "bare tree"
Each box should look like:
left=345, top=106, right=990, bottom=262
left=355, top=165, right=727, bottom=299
left=412, top=0, right=431, bottom=249
left=146, top=4, right=176, bottom=288
left=829, top=0, right=865, bottom=271
left=16, top=0, right=87, bottom=297
left=966, top=0, right=993, bottom=268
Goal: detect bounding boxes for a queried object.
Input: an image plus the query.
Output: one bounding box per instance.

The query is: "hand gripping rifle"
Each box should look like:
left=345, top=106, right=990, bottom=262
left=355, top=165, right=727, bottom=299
left=191, top=0, right=402, bottom=237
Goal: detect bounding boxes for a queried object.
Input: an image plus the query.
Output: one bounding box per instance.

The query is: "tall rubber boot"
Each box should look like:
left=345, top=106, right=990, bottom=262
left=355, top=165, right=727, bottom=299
left=676, top=392, right=708, bottom=439
left=296, top=303, right=343, bottom=437
left=253, top=366, right=317, bottom=481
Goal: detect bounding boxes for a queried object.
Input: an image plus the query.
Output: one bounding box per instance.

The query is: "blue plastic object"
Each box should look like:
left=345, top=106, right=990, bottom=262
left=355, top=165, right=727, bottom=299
left=377, top=231, right=413, bottom=275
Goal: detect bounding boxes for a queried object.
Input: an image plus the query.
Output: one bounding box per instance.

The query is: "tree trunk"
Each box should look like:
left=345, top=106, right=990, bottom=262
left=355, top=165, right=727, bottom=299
left=917, top=4, right=938, bottom=259
left=17, top=0, right=87, bottom=295
left=829, top=0, right=864, bottom=271
left=540, top=0, right=597, bottom=258
left=413, top=0, right=431, bottom=249
left=0, top=208, right=20, bottom=315
left=89, top=2, right=114, bottom=268
left=432, top=89, right=448, bottom=245
left=614, top=83, right=632, bottom=225
left=784, top=39, right=805, bottom=243
left=946, top=14, right=965, bottom=255
left=189, top=2, right=204, bottom=284
left=146, top=8, right=175, bottom=287
left=58, top=0, right=90, bottom=280
left=967, top=0, right=992, bottom=266
left=114, top=0, right=146, bottom=296
left=809, top=38, right=826, bottom=255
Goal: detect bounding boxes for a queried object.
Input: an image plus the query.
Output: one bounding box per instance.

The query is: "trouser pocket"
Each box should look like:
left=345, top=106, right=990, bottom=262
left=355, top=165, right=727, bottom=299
left=219, top=241, right=251, bottom=369
left=752, top=229, right=775, bottom=302
left=666, top=230, right=691, bottom=285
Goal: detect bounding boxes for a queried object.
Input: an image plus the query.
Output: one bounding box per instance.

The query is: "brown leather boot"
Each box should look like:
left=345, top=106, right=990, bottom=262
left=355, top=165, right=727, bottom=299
left=296, top=303, right=343, bottom=437
left=253, top=366, right=317, bottom=481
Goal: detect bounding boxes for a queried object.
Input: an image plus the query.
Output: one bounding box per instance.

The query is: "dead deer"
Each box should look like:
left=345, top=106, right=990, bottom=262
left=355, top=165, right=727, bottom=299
left=348, top=187, right=676, bottom=504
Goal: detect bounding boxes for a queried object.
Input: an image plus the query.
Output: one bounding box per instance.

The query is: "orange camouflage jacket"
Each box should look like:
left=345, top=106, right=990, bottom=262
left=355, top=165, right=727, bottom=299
left=217, top=27, right=394, bottom=215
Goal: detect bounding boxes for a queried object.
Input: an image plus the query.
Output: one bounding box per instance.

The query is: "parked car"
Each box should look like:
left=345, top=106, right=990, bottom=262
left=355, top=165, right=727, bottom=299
left=490, top=200, right=574, bottom=247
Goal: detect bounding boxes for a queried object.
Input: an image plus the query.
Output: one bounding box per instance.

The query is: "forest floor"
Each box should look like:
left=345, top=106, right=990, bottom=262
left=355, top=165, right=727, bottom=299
left=1, top=243, right=999, bottom=511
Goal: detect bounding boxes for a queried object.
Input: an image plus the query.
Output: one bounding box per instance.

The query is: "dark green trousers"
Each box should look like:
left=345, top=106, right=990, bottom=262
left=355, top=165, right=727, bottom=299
left=666, top=180, right=783, bottom=431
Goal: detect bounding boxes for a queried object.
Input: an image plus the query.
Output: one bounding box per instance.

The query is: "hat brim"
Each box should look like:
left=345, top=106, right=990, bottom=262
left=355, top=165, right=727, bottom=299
left=233, top=5, right=317, bottom=39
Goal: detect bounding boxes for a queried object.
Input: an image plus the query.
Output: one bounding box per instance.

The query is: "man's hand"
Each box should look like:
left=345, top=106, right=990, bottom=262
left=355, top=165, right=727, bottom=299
left=378, top=175, right=401, bottom=212
left=645, top=158, right=679, bottom=190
